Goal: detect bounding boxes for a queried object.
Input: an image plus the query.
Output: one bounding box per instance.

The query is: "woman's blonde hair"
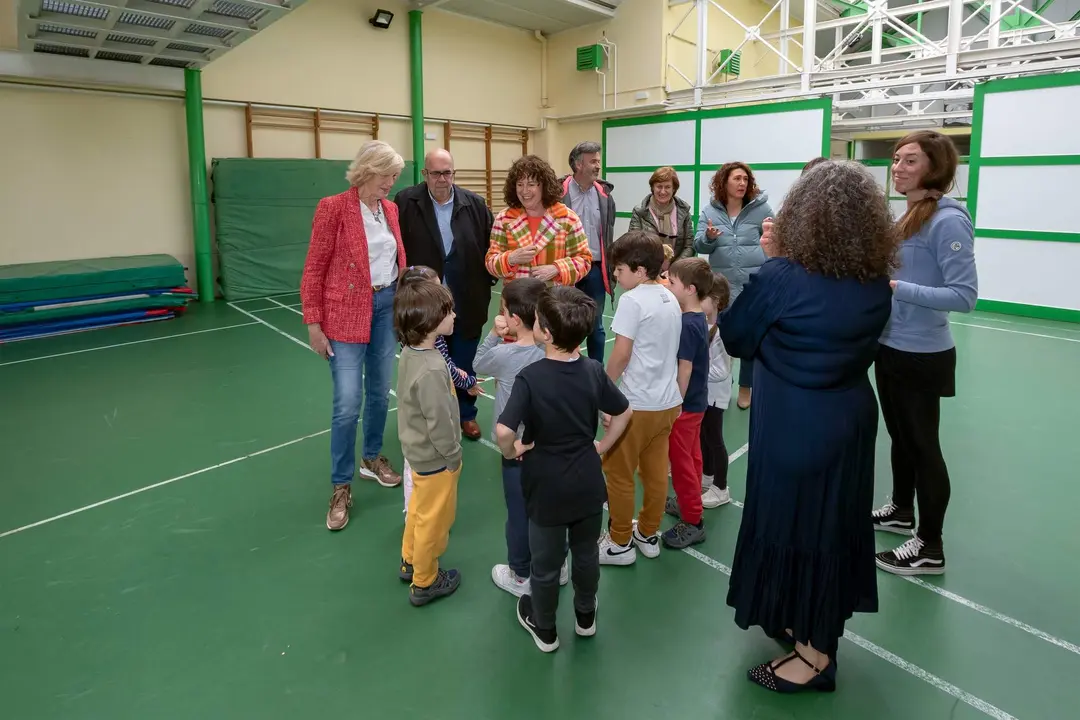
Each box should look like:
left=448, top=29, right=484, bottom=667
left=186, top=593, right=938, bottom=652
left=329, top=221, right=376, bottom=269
left=346, top=140, right=405, bottom=188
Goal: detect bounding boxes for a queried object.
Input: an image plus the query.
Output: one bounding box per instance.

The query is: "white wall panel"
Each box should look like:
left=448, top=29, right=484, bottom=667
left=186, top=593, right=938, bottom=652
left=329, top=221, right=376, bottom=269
left=605, top=120, right=696, bottom=168
left=605, top=172, right=657, bottom=216
left=951, top=163, right=969, bottom=198
left=699, top=109, right=825, bottom=166
left=976, top=236, right=1080, bottom=309
left=981, top=85, right=1080, bottom=157
left=867, top=165, right=889, bottom=192
left=614, top=216, right=631, bottom=241
left=975, top=165, right=1080, bottom=233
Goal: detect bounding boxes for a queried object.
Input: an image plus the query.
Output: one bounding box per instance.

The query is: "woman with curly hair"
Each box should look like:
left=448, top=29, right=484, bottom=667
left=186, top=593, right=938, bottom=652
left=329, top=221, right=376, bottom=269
left=719, top=161, right=896, bottom=694
left=694, top=162, right=773, bottom=410
left=485, top=155, right=592, bottom=287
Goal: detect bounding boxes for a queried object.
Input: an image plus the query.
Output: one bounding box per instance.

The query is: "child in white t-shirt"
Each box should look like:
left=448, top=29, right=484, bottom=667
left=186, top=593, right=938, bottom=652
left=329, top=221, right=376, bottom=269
left=599, top=231, right=683, bottom=566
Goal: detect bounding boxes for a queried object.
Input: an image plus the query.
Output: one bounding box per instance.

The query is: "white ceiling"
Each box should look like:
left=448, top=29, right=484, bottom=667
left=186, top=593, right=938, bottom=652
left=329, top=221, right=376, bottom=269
left=15, top=0, right=304, bottom=68
left=410, top=0, right=621, bottom=35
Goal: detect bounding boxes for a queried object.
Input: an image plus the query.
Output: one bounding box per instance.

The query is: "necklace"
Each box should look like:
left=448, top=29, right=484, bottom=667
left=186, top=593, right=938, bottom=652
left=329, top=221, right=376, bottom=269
left=359, top=191, right=383, bottom=222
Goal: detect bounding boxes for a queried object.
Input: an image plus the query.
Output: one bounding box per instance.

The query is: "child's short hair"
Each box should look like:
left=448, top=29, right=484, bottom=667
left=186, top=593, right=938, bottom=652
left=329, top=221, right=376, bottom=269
left=668, top=257, right=715, bottom=300
left=662, top=243, right=675, bottom=263
left=394, top=281, right=454, bottom=346
left=611, top=231, right=665, bottom=280
left=399, top=265, right=439, bottom=287
left=536, top=285, right=595, bottom=352
left=707, top=271, right=731, bottom=312
left=502, top=277, right=545, bottom=328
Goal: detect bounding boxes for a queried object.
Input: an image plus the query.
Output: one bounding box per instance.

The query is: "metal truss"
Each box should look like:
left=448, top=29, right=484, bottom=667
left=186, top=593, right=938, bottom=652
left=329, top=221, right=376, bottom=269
left=14, top=0, right=304, bottom=69
left=665, top=0, right=1080, bottom=135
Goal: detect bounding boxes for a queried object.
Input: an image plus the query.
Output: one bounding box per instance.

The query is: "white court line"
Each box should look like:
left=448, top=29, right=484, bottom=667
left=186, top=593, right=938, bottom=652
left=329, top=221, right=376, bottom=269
left=227, top=302, right=312, bottom=351
left=720, top=442, right=1080, bottom=658
left=0, top=322, right=259, bottom=368
left=950, top=321, right=1080, bottom=344
left=267, top=297, right=303, bottom=316
left=0, top=428, right=330, bottom=539
left=682, top=546, right=1018, bottom=720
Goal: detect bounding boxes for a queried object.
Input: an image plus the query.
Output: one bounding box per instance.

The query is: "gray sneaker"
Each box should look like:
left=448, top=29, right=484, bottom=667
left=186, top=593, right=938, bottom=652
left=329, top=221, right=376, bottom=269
left=361, top=455, right=402, bottom=487
left=661, top=520, right=706, bottom=549
left=409, top=568, right=461, bottom=606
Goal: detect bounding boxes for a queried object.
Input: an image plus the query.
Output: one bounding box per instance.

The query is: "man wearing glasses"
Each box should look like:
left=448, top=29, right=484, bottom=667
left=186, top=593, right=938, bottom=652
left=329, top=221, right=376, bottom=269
left=395, top=149, right=495, bottom=441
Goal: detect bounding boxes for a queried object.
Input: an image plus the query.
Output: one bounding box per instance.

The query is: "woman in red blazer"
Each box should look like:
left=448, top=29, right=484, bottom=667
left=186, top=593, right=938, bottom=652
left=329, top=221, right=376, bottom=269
left=301, top=140, right=408, bottom=531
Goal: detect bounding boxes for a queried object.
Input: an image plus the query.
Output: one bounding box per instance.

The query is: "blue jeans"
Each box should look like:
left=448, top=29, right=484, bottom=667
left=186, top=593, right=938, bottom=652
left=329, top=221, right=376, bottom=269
left=575, top=262, right=607, bottom=363
left=328, top=285, right=396, bottom=485
left=501, top=459, right=531, bottom=578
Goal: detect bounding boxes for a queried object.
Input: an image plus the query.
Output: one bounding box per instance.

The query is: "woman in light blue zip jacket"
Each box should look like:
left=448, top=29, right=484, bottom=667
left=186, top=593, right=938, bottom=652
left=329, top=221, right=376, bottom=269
left=694, top=162, right=774, bottom=410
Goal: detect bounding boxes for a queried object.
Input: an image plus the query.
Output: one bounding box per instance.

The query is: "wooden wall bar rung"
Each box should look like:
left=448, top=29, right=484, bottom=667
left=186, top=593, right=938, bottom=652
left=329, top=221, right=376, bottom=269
left=244, top=102, right=380, bottom=158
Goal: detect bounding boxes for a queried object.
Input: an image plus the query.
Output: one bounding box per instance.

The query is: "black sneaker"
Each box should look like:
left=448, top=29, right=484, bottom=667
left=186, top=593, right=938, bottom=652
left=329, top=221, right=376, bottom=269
left=398, top=558, right=414, bottom=583
left=575, top=597, right=598, bottom=637
left=871, top=502, right=916, bottom=535
left=409, top=568, right=461, bottom=606
left=876, top=536, right=945, bottom=576
left=661, top=520, right=706, bottom=549
left=517, top=595, right=559, bottom=652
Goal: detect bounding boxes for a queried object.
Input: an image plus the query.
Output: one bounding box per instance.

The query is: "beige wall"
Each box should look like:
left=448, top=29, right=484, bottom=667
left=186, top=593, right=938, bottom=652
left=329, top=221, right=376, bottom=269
left=543, top=0, right=664, bottom=118
left=0, top=87, right=194, bottom=271
left=664, top=0, right=786, bottom=93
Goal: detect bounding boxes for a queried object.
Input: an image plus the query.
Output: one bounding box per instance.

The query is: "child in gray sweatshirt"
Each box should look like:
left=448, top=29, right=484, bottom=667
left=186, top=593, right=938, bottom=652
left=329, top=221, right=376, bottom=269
left=472, top=278, right=551, bottom=598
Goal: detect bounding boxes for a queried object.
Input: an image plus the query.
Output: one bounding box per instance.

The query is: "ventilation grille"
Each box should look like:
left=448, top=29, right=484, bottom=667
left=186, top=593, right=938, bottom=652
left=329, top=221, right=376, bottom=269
left=36, top=22, right=97, bottom=38
left=117, top=11, right=176, bottom=30
left=96, top=50, right=144, bottom=63
left=184, top=22, right=233, bottom=38
left=107, top=32, right=158, bottom=46
left=207, top=0, right=262, bottom=20
left=25, top=0, right=302, bottom=68
left=34, top=42, right=90, bottom=56
left=167, top=41, right=210, bottom=54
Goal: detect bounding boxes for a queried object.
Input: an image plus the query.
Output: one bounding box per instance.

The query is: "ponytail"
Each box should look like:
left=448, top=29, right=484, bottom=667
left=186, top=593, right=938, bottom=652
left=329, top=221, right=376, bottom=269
left=896, top=191, right=943, bottom=240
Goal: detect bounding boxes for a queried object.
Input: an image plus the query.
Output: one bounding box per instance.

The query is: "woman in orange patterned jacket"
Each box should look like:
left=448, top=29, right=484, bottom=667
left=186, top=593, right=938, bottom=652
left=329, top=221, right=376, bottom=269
left=485, top=155, right=592, bottom=287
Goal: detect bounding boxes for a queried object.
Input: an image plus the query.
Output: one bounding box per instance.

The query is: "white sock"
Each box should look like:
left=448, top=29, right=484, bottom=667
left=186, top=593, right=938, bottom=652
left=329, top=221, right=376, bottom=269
left=702, top=474, right=714, bottom=489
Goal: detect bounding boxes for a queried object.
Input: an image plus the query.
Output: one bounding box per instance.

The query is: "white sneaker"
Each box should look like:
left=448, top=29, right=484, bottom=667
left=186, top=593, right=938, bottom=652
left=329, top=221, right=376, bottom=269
left=598, top=532, right=637, bottom=565
left=632, top=526, right=661, bottom=558
left=560, top=560, right=569, bottom=586
left=491, top=564, right=530, bottom=597
left=702, top=485, right=731, bottom=508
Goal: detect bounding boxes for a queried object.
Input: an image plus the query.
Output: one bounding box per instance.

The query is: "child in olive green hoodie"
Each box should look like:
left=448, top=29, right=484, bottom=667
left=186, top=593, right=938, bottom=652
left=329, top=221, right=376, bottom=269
left=394, top=278, right=463, bottom=607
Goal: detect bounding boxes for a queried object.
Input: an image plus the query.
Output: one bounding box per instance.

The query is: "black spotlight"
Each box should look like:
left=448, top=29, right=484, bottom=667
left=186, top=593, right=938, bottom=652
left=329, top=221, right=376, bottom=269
left=369, top=9, right=393, bottom=29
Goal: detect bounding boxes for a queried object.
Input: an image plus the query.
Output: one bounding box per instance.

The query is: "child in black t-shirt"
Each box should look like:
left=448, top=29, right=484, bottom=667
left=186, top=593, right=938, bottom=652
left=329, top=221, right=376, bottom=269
left=496, top=286, right=633, bottom=653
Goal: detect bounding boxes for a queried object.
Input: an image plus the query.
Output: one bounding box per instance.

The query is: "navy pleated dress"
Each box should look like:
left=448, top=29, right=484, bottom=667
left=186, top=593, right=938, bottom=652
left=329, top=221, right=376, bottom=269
left=719, top=257, right=893, bottom=657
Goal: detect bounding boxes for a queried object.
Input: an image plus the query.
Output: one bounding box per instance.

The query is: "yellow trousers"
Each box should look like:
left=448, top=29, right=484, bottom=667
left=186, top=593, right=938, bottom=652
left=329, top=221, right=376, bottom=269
left=401, top=463, right=461, bottom=588
left=602, top=407, right=680, bottom=546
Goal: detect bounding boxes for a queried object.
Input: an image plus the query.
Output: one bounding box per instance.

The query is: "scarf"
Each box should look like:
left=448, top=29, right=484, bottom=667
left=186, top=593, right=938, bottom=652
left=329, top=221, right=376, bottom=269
left=648, top=198, right=677, bottom=237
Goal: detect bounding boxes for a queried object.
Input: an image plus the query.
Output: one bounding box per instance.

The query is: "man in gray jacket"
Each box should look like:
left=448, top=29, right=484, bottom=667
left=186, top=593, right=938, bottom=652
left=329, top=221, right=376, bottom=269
left=560, top=141, right=616, bottom=363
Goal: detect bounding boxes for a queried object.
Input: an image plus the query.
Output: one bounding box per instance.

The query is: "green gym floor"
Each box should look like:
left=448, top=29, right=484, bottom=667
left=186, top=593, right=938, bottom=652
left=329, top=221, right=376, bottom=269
left=1, top=290, right=1078, bottom=720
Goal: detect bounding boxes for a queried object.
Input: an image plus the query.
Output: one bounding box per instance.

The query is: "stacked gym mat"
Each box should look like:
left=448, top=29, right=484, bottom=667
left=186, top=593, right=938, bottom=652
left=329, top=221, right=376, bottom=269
left=211, top=158, right=415, bottom=300
left=0, top=254, right=194, bottom=341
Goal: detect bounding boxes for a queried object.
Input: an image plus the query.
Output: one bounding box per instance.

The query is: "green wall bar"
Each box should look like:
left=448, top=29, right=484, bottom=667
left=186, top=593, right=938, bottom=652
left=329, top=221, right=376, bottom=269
left=184, top=67, right=215, bottom=303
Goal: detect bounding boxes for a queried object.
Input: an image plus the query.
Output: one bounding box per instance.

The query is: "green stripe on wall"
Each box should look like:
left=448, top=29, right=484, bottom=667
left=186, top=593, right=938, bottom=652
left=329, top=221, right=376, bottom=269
left=980, top=155, right=1080, bottom=167
left=975, top=299, right=1080, bottom=324
left=976, top=228, right=1080, bottom=243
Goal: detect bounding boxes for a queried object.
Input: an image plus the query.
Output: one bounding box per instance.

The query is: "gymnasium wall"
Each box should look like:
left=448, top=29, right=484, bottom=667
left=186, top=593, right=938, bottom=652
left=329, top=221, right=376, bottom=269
left=968, top=71, right=1080, bottom=322
left=664, top=0, right=785, bottom=94
left=0, top=87, right=195, bottom=270
left=0, top=0, right=543, bottom=275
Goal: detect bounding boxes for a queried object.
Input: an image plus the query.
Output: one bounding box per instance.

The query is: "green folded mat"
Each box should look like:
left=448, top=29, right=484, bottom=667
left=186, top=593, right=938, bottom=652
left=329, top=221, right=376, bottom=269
left=0, top=296, right=190, bottom=327
left=212, top=158, right=415, bottom=300
left=0, top=255, right=187, bottom=304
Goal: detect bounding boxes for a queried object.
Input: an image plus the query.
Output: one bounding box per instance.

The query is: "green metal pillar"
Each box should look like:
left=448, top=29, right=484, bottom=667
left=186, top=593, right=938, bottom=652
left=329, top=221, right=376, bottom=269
left=184, top=67, right=215, bottom=303
left=408, top=10, right=425, bottom=185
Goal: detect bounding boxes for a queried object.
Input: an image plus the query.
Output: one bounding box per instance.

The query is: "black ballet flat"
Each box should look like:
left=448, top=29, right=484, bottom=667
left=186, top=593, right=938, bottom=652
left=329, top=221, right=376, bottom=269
left=747, top=650, right=836, bottom=694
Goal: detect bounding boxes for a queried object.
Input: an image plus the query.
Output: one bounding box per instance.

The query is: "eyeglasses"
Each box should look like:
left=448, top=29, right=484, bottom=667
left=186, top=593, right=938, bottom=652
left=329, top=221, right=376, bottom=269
left=424, top=170, right=455, bottom=179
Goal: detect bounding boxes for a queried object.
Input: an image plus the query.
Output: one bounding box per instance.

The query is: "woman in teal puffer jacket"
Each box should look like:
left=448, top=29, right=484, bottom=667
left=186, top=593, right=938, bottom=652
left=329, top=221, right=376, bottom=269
left=694, top=162, right=774, bottom=410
